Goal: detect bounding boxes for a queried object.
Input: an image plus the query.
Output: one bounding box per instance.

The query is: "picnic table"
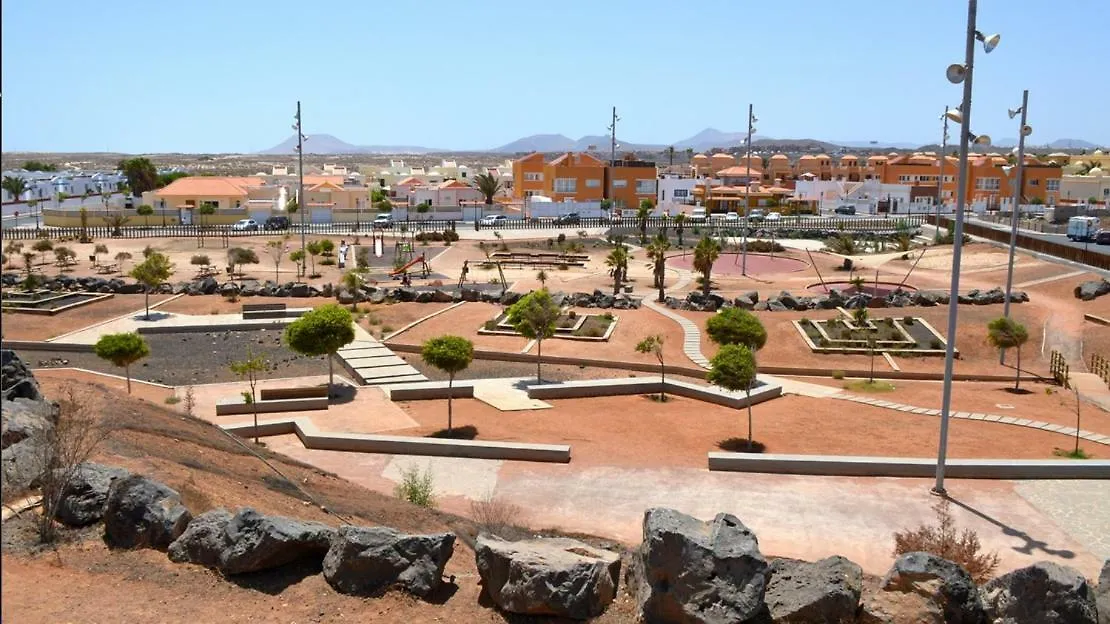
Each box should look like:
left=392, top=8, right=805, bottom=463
left=96, top=263, right=119, bottom=275
left=194, top=264, right=218, bottom=278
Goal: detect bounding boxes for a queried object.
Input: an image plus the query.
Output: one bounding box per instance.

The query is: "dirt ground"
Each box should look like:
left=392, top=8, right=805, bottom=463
left=395, top=393, right=1080, bottom=468
left=157, top=294, right=335, bottom=316
left=0, top=376, right=640, bottom=624
left=1, top=294, right=172, bottom=341
left=389, top=302, right=530, bottom=352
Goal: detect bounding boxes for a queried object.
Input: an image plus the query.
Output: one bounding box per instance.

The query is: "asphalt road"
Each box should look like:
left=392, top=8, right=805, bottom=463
left=968, top=217, right=1109, bottom=257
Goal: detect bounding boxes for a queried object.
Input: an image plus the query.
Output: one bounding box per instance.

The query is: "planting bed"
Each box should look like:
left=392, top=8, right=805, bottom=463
left=0, top=290, right=114, bottom=315
left=478, top=310, right=617, bottom=341
left=795, top=315, right=949, bottom=355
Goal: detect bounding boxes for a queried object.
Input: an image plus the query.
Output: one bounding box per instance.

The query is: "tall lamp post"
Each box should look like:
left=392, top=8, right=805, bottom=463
left=293, top=102, right=307, bottom=276
left=1002, top=90, right=1030, bottom=323
left=741, top=104, right=757, bottom=276
left=934, top=0, right=999, bottom=497
left=935, top=107, right=956, bottom=237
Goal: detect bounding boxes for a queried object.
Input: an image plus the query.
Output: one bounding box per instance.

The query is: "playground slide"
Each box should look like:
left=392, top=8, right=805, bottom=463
left=390, top=254, right=425, bottom=277
left=374, top=238, right=383, bottom=257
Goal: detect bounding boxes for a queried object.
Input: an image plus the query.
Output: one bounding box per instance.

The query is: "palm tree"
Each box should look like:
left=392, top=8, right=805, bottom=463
left=637, top=199, right=653, bottom=245
left=1077, top=160, right=1103, bottom=176
left=472, top=172, right=502, bottom=205
left=674, top=213, right=687, bottom=247
left=2, top=176, right=28, bottom=204
left=606, top=245, right=629, bottom=295
left=646, top=233, right=671, bottom=302
left=685, top=148, right=695, bottom=163
left=693, top=236, right=720, bottom=297
left=56, top=191, right=69, bottom=209
left=667, top=146, right=675, bottom=167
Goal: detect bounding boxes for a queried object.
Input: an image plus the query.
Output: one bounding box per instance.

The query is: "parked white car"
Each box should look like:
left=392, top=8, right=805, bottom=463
left=689, top=207, right=707, bottom=221
left=231, top=218, right=259, bottom=231
left=480, top=214, right=508, bottom=226
left=724, top=212, right=740, bottom=222
left=765, top=212, right=782, bottom=222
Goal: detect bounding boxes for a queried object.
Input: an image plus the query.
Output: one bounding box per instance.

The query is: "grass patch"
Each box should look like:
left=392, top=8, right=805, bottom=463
left=572, top=315, right=611, bottom=338
left=394, top=464, right=436, bottom=508
left=163, top=395, right=181, bottom=405
left=843, top=379, right=896, bottom=393
left=1053, top=447, right=1091, bottom=459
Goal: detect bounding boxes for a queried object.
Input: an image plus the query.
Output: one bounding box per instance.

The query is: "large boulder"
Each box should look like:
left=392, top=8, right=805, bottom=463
left=102, top=474, right=192, bottom=550
left=476, top=534, right=621, bottom=620
left=167, top=507, right=334, bottom=575
left=633, top=507, right=769, bottom=624
left=430, top=289, right=455, bottom=303
left=1097, top=560, right=1109, bottom=624
left=1075, top=279, right=1110, bottom=301
left=197, top=276, right=219, bottom=295
left=764, top=556, right=863, bottom=623
left=878, top=552, right=985, bottom=623
left=414, top=290, right=434, bottom=303
left=2, top=350, right=42, bottom=402
left=1, top=398, right=56, bottom=492
left=980, top=561, right=1097, bottom=624
left=460, top=287, right=482, bottom=302
left=289, top=283, right=312, bottom=297
left=323, top=525, right=454, bottom=598
left=54, top=462, right=131, bottom=527
left=336, top=287, right=355, bottom=305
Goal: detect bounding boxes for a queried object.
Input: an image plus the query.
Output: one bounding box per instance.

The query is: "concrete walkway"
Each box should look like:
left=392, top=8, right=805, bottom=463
left=642, top=300, right=711, bottom=368
left=471, top=377, right=552, bottom=411
left=336, top=327, right=427, bottom=386
left=1070, top=372, right=1110, bottom=413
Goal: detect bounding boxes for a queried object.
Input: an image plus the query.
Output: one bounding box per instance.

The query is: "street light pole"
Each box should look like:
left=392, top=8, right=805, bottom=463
left=1002, top=89, right=1029, bottom=321
left=935, top=0, right=985, bottom=497
left=935, top=111, right=949, bottom=238
left=742, top=103, right=754, bottom=276
left=295, top=101, right=306, bottom=277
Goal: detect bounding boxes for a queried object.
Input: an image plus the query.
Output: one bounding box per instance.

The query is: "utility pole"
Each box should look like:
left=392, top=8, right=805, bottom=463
left=1002, top=89, right=1029, bottom=321
left=295, top=101, right=306, bottom=277
left=742, top=104, right=755, bottom=276
left=607, top=106, right=620, bottom=208
left=935, top=110, right=949, bottom=239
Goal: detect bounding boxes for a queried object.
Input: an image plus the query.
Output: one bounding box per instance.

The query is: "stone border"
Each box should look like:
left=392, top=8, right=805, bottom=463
left=46, top=293, right=185, bottom=342
left=792, top=317, right=951, bottom=357
left=477, top=312, right=619, bottom=342
left=525, top=376, right=783, bottom=409
left=1, top=291, right=115, bottom=316
left=215, top=395, right=329, bottom=416
left=707, top=452, right=1110, bottom=479
left=381, top=301, right=465, bottom=342
left=3, top=340, right=95, bottom=353
left=1084, top=313, right=1110, bottom=327
left=221, top=416, right=570, bottom=463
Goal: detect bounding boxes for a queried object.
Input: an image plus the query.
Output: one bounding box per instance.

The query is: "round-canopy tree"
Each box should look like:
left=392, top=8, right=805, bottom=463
left=987, top=316, right=1029, bottom=391
left=420, top=335, right=474, bottom=434
left=706, top=307, right=767, bottom=351
left=707, top=343, right=759, bottom=450
left=93, top=332, right=150, bottom=393
left=508, top=289, right=560, bottom=383
left=129, top=251, right=174, bottom=319
left=283, top=304, right=355, bottom=393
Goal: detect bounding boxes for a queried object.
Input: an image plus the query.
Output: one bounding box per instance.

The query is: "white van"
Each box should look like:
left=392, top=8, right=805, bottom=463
left=1067, top=216, right=1100, bottom=242
left=689, top=207, right=707, bottom=222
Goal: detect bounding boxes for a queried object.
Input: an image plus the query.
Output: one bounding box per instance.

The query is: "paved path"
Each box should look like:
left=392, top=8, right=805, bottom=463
left=471, top=377, right=552, bottom=411
left=336, top=326, right=426, bottom=386
left=1014, top=269, right=1090, bottom=289
left=642, top=300, right=710, bottom=368
left=1070, top=372, right=1110, bottom=413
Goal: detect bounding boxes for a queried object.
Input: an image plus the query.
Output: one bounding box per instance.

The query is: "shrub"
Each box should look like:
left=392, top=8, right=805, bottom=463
left=930, top=338, right=943, bottom=349
left=884, top=317, right=895, bottom=327
left=584, top=327, right=604, bottom=338
left=442, top=229, right=459, bottom=243
left=903, top=316, right=915, bottom=325
left=893, top=499, right=999, bottom=584
left=744, top=240, right=785, bottom=253
left=839, top=329, right=853, bottom=340
left=164, top=396, right=181, bottom=405
left=831, top=370, right=845, bottom=380
left=471, top=489, right=524, bottom=538
left=483, top=319, right=499, bottom=331
left=547, top=238, right=554, bottom=248
left=568, top=310, right=577, bottom=319
left=381, top=324, right=394, bottom=334
left=557, top=263, right=568, bottom=270
left=600, top=312, right=614, bottom=321
left=557, top=232, right=566, bottom=244
left=819, top=338, right=831, bottom=347
left=394, top=464, right=436, bottom=508
left=799, top=317, right=810, bottom=325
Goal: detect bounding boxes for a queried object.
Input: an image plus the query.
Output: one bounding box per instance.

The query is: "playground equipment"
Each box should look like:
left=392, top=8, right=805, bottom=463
left=390, top=254, right=430, bottom=280
left=370, top=231, right=384, bottom=258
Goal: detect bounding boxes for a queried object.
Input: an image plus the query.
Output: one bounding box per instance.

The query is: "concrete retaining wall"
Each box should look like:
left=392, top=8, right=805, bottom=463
left=138, top=321, right=292, bottom=335
left=2, top=340, right=95, bottom=353
left=221, top=417, right=569, bottom=463
left=259, top=386, right=329, bottom=401
left=707, top=452, right=1110, bottom=479
left=216, top=396, right=329, bottom=416
left=526, top=377, right=782, bottom=409
left=386, top=381, right=476, bottom=401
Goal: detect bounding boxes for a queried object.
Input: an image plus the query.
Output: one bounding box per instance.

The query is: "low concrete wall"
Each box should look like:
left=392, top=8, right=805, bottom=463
left=2, top=340, right=95, bottom=353
left=259, top=386, right=329, bottom=401
left=216, top=396, right=328, bottom=416
left=220, top=417, right=570, bottom=463
left=526, top=377, right=782, bottom=409
left=707, top=452, right=1110, bottom=479
left=386, top=381, right=476, bottom=401
left=137, top=320, right=291, bottom=335
left=1085, top=313, right=1110, bottom=327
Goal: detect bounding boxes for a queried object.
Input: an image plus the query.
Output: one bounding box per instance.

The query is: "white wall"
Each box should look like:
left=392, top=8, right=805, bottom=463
left=657, top=177, right=697, bottom=205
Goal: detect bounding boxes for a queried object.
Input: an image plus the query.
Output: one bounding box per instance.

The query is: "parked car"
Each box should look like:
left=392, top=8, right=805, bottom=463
left=480, top=214, right=508, bottom=226
left=553, top=212, right=580, bottom=225
left=748, top=209, right=765, bottom=222
left=231, top=218, right=259, bottom=231
left=263, top=215, right=290, bottom=230
left=835, top=205, right=857, bottom=215
left=1096, top=229, right=1110, bottom=245
left=724, top=212, right=740, bottom=222
left=689, top=207, right=707, bottom=222
left=371, top=214, right=393, bottom=228
left=765, top=212, right=782, bottom=222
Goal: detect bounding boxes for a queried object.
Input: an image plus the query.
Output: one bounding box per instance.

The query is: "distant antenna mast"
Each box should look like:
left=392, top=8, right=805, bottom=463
left=607, top=106, right=620, bottom=200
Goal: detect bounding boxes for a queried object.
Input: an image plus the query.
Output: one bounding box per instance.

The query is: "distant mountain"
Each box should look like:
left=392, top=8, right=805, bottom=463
left=258, top=134, right=442, bottom=155
left=832, top=140, right=921, bottom=149
left=491, top=134, right=576, bottom=153
left=1046, top=138, right=1100, bottom=150
left=673, top=128, right=758, bottom=150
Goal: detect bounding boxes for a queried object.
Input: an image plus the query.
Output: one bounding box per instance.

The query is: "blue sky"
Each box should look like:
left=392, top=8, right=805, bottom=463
left=2, top=0, right=1107, bottom=153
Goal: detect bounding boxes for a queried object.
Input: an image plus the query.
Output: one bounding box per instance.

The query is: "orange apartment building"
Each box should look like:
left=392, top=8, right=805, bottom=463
left=511, top=152, right=658, bottom=208
left=878, top=153, right=1062, bottom=205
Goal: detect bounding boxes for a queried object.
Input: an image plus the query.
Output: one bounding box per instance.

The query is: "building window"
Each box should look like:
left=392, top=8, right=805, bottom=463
left=554, top=178, right=577, bottom=193
left=524, top=172, right=543, bottom=182
left=898, top=175, right=911, bottom=183
left=673, top=189, right=689, bottom=199
left=200, top=200, right=219, bottom=210
left=975, top=177, right=1000, bottom=191
left=635, top=179, right=657, bottom=195
left=1029, top=179, right=1039, bottom=186
left=1046, top=179, right=1060, bottom=192
left=612, top=179, right=628, bottom=188
left=585, top=179, right=601, bottom=188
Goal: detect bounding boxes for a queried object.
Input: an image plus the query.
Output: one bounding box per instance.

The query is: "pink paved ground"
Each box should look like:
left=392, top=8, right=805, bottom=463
left=670, top=252, right=809, bottom=276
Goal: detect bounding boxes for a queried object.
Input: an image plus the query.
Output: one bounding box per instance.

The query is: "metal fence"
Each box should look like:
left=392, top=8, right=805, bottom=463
left=0, top=220, right=461, bottom=241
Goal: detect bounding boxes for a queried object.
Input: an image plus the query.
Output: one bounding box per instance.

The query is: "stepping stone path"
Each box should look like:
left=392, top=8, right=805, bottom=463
left=336, top=339, right=426, bottom=386
left=643, top=299, right=711, bottom=369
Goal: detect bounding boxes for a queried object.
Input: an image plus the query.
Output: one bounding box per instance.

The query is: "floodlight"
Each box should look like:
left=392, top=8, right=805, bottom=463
left=946, top=64, right=966, bottom=84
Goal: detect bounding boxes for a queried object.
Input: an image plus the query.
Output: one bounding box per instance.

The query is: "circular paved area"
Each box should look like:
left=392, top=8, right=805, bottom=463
left=670, top=252, right=807, bottom=276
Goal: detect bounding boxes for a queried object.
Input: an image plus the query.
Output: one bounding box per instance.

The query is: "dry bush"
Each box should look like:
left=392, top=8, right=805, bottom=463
left=35, top=386, right=113, bottom=542
left=470, top=489, right=525, bottom=538
left=893, top=498, right=1000, bottom=583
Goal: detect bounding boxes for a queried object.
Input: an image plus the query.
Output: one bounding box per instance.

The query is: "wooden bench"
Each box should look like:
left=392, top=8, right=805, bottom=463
left=259, top=386, right=330, bottom=401
left=242, top=302, right=287, bottom=319
left=215, top=395, right=328, bottom=416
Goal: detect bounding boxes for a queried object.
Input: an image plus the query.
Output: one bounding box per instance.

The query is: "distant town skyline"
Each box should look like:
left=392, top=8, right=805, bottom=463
left=2, top=0, right=1108, bottom=153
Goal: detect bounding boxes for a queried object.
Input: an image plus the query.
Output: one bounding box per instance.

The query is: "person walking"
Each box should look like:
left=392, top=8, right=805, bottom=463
left=338, top=240, right=349, bottom=270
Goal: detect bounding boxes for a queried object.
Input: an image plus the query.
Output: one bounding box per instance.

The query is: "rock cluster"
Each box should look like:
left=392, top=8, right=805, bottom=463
left=664, top=287, right=1027, bottom=312
left=1075, top=279, right=1110, bottom=301
left=1, top=350, right=55, bottom=493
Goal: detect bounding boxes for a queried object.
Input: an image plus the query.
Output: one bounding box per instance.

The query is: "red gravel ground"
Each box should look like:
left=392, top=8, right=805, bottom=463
left=389, top=302, right=529, bottom=352
left=536, top=307, right=690, bottom=368
left=395, top=393, right=1079, bottom=468
left=670, top=252, right=809, bottom=276
left=0, top=294, right=172, bottom=341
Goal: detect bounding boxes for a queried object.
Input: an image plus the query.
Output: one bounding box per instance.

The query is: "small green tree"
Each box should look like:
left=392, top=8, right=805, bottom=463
left=420, top=335, right=474, bottom=433
left=706, top=307, right=767, bottom=351
left=227, top=247, right=259, bottom=278
left=93, top=332, right=150, bottom=394
left=646, top=233, right=671, bottom=302
left=319, top=238, right=335, bottom=257
left=852, top=308, right=877, bottom=383
left=77, top=206, right=90, bottom=243
left=707, top=344, right=758, bottom=450
left=636, top=334, right=667, bottom=401
left=306, top=240, right=322, bottom=277
left=229, top=348, right=267, bottom=443
left=987, top=317, right=1029, bottom=390
left=606, top=245, right=629, bottom=295
left=129, top=251, right=175, bottom=319
left=32, top=238, right=53, bottom=266
left=21, top=251, right=36, bottom=282
left=693, top=236, right=720, bottom=297
left=136, top=204, right=154, bottom=228
left=283, top=304, right=356, bottom=393
left=114, top=251, right=132, bottom=274
left=508, top=289, right=560, bottom=383
left=3, top=241, right=22, bottom=267
left=289, top=249, right=306, bottom=277
left=536, top=269, right=548, bottom=288
left=266, top=238, right=288, bottom=282
left=637, top=199, right=654, bottom=245
left=341, top=270, right=362, bottom=310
